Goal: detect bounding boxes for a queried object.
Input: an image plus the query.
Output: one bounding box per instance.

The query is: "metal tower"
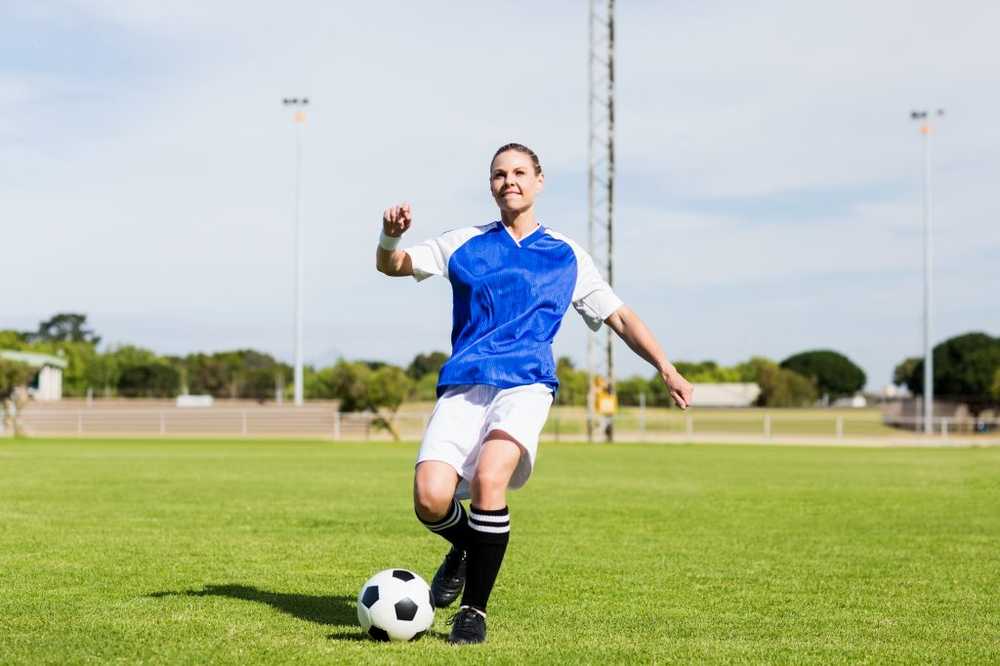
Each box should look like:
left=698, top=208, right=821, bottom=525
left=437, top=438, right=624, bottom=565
left=587, top=0, right=615, bottom=442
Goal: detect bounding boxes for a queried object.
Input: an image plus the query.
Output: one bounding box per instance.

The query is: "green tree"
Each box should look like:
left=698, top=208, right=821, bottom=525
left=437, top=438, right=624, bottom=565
left=0, top=330, right=30, bottom=349
left=754, top=360, right=818, bottom=407
left=905, top=332, right=1000, bottom=409
left=28, top=313, right=101, bottom=345
left=406, top=351, right=448, bottom=380
left=992, top=368, right=1000, bottom=402
left=84, top=352, right=120, bottom=397
left=0, top=358, right=37, bottom=436
left=240, top=368, right=281, bottom=402
left=893, top=357, right=920, bottom=387
left=313, top=360, right=412, bottom=439
left=616, top=375, right=653, bottom=407
left=118, top=363, right=181, bottom=398
left=780, top=350, right=866, bottom=400
left=365, top=366, right=414, bottom=440
left=180, top=350, right=290, bottom=399
left=673, top=360, right=743, bottom=383
left=411, top=372, right=439, bottom=402
left=555, top=357, right=588, bottom=406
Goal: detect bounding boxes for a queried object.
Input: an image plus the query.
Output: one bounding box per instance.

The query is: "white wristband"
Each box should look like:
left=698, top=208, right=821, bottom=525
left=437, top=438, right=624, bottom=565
left=379, top=230, right=401, bottom=251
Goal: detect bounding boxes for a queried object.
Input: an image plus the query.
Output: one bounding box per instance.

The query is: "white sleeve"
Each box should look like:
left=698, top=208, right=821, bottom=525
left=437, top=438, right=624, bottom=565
left=571, top=248, right=624, bottom=331
left=403, top=224, right=490, bottom=282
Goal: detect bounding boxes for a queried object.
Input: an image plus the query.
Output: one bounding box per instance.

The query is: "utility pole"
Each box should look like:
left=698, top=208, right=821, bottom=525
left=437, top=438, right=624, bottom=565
left=910, top=108, right=943, bottom=434
left=587, top=0, right=616, bottom=442
left=283, top=97, right=308, bottom=406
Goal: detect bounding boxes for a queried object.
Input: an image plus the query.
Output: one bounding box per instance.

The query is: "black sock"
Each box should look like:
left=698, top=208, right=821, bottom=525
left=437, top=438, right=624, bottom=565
left=461, top=505, right=510, bottom=612
left=417, top=497, right=472, bottom=550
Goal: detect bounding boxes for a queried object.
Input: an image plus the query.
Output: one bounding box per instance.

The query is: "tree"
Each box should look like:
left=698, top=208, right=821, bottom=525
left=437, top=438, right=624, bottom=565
left=904, top=332, right=1000, bottom=409
left=83, top=352, right=120, bottom=397
left=992, top=368, right=1000, bottom=402
left=314, top=360, right=412, bottom=439
left=893, top=357, right=920, bottom=387
left=179, top=350, right=290, bottom=399
left=672, top=360, right=743, bottom=383
left=411, top=372, right=439, bottom=402
left=555, top=357, right=587, bottom=406
left=406, top=352, right=449, bottom=380
left=118, top=363, right=181, bottom=398
left=29, top=313, right=101, bottom=345
left=780, top=350, right=866, bottom=400
left=615, top=375, right=653, bottom=407
left=365, top=366, right=414, bottom=440
left=754, top=360, right=818, bottom=407
left=0, top=330, right=30, bottom=349
left=0, top=359, right=36, bottom=436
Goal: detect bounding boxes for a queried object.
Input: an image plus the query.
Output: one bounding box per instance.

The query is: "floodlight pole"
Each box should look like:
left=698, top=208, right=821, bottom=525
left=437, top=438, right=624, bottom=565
left=587, top=0, right=615, bottom=443
left=284, top=97, right=309, bottom=406
left=911, top=109, right=943, bottom=434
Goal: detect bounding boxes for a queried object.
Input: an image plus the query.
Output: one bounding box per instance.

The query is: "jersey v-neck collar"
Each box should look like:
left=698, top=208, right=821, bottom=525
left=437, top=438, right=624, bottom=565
left=498, top=221, right=544, bottom=248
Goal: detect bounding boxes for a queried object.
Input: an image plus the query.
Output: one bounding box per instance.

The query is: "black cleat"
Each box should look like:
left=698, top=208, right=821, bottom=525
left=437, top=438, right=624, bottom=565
left=430, top=546, right=467, bottom=608
left=447, top=605, right=486, bottom=645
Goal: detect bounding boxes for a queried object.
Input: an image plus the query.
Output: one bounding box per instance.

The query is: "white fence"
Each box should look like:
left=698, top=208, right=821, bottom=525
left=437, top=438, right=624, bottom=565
left=2, top=407, right=998, bottom=441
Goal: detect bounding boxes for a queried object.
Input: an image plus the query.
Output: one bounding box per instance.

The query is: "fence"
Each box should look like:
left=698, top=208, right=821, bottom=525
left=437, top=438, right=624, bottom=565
left=3, top=405, right=998, bottom=442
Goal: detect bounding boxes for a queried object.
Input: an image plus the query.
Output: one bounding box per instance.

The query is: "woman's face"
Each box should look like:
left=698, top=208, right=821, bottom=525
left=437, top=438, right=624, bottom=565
left=490, top=150, right=544, bottom=215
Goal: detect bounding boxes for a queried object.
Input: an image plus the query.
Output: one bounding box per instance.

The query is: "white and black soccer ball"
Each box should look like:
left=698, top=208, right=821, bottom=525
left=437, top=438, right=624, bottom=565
left=357, top=568, right=434, bottom=642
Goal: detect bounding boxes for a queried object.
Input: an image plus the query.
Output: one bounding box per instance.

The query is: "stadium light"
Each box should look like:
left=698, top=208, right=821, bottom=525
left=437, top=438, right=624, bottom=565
left=910, top=108, right=944, bottom=434
left=283, top=97, right=309, bottom=406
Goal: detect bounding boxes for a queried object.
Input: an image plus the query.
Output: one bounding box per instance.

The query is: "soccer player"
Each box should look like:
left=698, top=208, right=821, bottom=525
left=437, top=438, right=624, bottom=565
left=375, top=143, right=693, bottom=644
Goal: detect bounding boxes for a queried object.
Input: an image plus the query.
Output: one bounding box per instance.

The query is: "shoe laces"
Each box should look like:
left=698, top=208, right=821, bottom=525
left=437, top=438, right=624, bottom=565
left=447, top=606, right=484, bottom=629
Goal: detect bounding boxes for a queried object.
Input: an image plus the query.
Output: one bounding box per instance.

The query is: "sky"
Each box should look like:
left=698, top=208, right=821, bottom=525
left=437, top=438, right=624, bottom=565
left=2, top=1, right=998, bottom=390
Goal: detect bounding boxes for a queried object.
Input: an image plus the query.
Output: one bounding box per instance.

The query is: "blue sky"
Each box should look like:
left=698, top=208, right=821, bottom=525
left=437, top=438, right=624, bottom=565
left=3, top=1, right=998, bottom=390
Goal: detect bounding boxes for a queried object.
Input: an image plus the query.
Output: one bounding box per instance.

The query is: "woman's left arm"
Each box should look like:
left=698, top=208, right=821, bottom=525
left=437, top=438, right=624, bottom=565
left=604, top=305, right=694, bottom=409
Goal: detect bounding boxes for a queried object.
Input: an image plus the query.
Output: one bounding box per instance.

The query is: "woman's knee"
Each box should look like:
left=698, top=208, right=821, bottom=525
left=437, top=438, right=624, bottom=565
left=470, top=466, right=510, bottom=499
left=413, top=471, right=456, bottom=519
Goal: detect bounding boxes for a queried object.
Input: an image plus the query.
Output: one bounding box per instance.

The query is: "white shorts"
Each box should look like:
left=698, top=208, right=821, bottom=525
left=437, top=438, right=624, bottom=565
left=416, top=383, right=554, bottom=496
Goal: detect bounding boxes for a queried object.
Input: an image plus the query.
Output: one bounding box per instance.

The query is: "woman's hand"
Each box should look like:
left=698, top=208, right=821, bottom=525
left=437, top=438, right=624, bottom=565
left=383, top=203, right=412, bottom=237
left=661, top=368, right=694, bottom=410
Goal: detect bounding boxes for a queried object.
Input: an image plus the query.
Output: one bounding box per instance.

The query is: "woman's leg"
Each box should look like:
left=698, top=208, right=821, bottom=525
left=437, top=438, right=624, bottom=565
left=413, top=461, right=468, bottom=546
left=414, top=460, right=472, bottom=609
left=462, top=431, right=522, bottom=613
left=413, top=460, right=460, bottom=522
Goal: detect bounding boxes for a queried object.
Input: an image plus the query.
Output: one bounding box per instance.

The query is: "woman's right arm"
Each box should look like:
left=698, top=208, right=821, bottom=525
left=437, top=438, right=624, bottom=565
left=375, top=203, right=415, bottom=277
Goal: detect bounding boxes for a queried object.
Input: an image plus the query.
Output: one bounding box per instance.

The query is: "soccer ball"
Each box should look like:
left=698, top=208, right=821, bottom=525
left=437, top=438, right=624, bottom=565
left=357, top=568, right=435, bottom=642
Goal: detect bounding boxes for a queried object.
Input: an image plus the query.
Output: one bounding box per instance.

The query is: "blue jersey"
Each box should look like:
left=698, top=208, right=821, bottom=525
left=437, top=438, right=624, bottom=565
left=405, top=221, right=622, bottom=396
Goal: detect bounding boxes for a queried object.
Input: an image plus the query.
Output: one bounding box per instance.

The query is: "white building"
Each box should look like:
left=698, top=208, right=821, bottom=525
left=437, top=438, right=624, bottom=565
left=691, top=383, right=761, bottom=407
left=0, top=350, right=68, bottom=401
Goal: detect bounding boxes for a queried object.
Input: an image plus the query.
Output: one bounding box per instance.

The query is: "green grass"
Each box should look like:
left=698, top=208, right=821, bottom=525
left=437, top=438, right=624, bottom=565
left=1, top=439, right=998, bottom=664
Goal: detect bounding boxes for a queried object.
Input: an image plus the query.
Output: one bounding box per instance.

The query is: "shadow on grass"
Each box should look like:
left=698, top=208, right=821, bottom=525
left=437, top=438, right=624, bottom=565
left=148, top=583, right=451, bottom=643
left=148, top=584, right=358, bottom=627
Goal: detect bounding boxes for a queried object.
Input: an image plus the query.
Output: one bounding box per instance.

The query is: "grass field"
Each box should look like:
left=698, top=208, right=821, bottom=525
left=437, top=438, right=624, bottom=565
left=1, top=439, right=998, bottom=664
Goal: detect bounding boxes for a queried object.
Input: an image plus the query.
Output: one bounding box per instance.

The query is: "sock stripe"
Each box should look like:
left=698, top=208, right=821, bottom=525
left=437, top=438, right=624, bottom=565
left=421, top=499, right=464, bottom=531
left=469, top=521, right=510, bottom=534
left=468, top=506, right=510, bottom=534
left=468, top=513, right=509, bottom=525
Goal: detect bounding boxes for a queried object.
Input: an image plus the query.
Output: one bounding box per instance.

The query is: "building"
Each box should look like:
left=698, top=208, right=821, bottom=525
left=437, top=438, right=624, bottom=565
left=0, top=350, right=68, bottom=401
left=691, top=383, right=761, bottom=408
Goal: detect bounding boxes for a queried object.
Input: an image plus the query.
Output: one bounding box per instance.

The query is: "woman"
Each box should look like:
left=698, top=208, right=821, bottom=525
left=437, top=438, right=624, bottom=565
left=375, top=143, right=693, bottom=644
